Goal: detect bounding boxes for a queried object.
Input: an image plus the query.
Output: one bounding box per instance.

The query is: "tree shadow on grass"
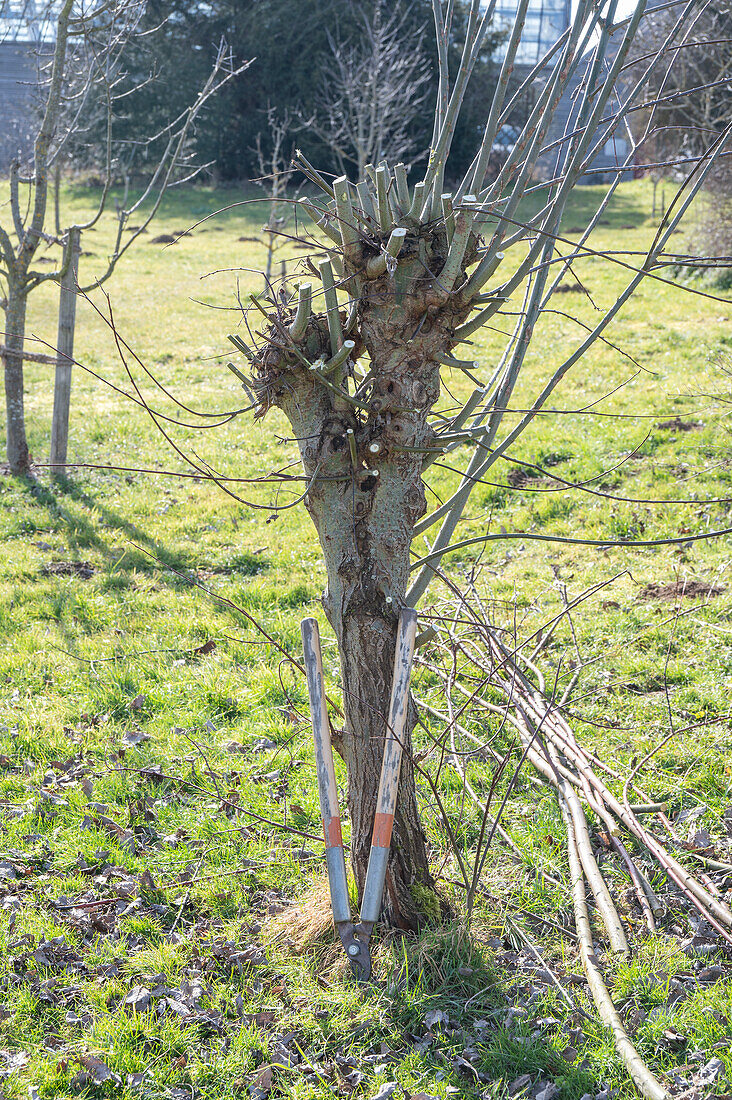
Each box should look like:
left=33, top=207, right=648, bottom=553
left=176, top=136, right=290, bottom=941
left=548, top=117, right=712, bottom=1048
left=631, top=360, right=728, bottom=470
left=558, top=185, right=651, bottom=232
left=18, top=471, right=206, bottom=587
left=23, top=472, right=271, bottom=584
left=3, top=470, right=277, bottom=680
left=0, top=472, right=203, bottom=679
left=517, top=182, right=652, bottom=235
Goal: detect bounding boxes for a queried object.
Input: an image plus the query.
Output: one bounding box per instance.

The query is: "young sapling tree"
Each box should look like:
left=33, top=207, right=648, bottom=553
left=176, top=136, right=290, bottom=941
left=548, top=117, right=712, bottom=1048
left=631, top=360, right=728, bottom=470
left=0, top=0, right=247, bottom=475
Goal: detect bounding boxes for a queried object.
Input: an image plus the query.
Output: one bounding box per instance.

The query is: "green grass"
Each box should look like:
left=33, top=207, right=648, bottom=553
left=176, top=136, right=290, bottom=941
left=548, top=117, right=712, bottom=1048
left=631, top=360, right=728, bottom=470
left=0, top=177, right=731, bottom=1099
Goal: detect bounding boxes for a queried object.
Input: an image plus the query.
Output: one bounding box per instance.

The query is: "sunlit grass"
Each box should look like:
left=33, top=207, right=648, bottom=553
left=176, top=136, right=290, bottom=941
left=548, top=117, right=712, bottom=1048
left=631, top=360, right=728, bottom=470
left=0, top=177, right=730, bottom=1098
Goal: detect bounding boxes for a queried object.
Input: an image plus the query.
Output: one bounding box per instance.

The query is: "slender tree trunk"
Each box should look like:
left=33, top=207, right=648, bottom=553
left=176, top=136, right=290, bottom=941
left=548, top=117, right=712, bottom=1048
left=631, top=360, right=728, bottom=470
left=54, top=161, right=62, bottom=238
left=2, top=285, right=30, bottom=475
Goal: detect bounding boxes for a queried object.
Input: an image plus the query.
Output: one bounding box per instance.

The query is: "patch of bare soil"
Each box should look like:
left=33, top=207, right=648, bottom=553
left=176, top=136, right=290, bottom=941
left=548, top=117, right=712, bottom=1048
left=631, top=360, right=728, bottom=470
left=150, top=234, right=177, bottom=244
left=638, top=579, right=724, bottom=601
left=506, top=470, right=557, bottom=490
left=555, top=281, right=584, bottom=293
left=506, top=454, right=568, bottom=490
left=42, top=561, right=95, bottom=579
left=657, top=417, right=703, bottom=432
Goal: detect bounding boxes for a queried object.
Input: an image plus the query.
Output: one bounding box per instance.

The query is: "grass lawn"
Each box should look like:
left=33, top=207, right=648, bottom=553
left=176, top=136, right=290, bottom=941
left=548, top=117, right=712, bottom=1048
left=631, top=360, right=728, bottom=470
left=1, top=177, right=732, bottom=1099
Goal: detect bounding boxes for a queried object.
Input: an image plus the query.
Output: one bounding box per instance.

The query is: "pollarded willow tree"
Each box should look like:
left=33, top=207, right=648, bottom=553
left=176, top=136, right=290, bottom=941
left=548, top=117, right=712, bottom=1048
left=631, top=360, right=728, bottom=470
left=229, top=0, right=726, bottom=927
left=221, top=0, right=729, bottom=1018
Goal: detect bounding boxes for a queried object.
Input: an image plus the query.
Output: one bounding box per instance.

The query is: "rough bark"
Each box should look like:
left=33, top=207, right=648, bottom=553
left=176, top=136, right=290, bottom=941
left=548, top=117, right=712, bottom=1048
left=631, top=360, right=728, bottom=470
left=3, top=286, right=30, bottom=475
left=255, top=231, right=474, bottom=928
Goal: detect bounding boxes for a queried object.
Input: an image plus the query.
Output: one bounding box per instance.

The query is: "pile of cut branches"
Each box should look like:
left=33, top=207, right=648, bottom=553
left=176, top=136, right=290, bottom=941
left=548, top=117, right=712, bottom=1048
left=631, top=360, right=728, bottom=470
left=418, top=575, right=732, bottom=1100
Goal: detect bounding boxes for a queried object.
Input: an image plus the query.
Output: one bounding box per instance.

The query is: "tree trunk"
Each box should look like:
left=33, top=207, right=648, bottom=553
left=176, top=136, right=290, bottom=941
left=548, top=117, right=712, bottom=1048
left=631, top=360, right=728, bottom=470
left=336, top=607, right=431, bottom=927
left=257, top=239, right=473, bottom=928
left=250, top=210, right=477, bottom=924
left=305, top=435, right=435, bottom=928
left=3, top=285, right=30, bottom=475
left=269, top=361, right=435, bottom=925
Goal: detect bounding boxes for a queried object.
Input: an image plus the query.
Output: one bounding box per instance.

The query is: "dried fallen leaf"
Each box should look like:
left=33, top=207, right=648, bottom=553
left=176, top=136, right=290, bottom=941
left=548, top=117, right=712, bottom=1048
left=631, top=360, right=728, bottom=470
left=139, top=765, right=165, bottom=784
left=123, top=986, right=151, bottom=1014
left=251, top=1063, right=273, bottom=1095
left=78, top=1053, right=121, bottom=1086
left=122, top=729, right=150, bottom=747
left=662, top=1027, right=687, bottom=1048
left=696, top=1057, right=725, bottom=1086
left=128, top=694, right=146, bottom=711
left=424, top=1008, right=449, bottom=1029
left=252, top=737, right=277, bottom=752
left=0, top=1051, right=30, bottom=1077
left=369, top=1084, right=399, bottom=1100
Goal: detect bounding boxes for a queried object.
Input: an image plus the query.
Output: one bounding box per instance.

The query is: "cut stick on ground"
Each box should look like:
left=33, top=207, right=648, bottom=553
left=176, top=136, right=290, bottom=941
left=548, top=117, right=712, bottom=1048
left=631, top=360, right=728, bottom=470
left=561, top=794, right=669, bottom=1100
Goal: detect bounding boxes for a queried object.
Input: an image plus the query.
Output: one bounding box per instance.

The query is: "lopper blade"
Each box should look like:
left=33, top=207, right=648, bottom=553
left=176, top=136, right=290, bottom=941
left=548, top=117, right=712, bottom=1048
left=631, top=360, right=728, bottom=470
left=336, top=920, right=373, bottom=982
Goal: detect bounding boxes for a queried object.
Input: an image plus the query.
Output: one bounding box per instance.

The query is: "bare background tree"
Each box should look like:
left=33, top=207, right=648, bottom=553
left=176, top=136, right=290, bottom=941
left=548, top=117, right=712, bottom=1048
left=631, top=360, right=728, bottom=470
left=253, top=107, right=300, bottom=292
left=306, top=0, right=432, bottom=180
left=0, top=0, right=247, bottom=476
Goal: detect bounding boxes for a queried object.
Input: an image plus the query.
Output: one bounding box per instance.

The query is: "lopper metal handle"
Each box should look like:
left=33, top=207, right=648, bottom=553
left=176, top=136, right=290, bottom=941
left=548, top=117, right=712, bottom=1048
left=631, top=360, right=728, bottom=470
left=360, top=607, right=418, bottom=923
left=301, top=618, right=351, bottom=925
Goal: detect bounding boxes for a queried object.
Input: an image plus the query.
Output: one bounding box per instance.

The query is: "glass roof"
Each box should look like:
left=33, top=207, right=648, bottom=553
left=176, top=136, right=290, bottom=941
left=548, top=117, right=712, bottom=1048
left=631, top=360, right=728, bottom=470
left=493, top=0, right=572, bottom=66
